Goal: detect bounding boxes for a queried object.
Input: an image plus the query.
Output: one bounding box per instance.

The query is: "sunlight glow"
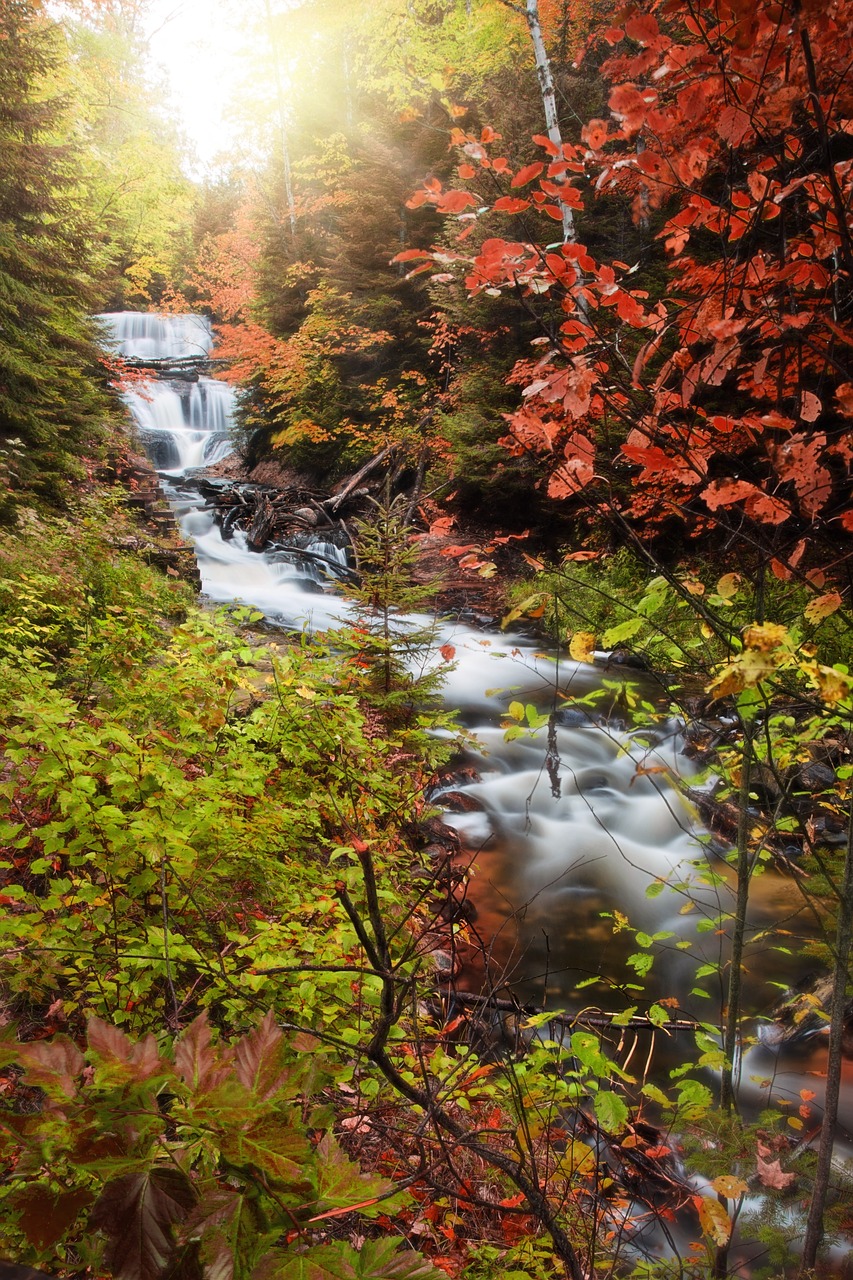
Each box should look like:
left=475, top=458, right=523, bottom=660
left=144, top=0, right=248, bottom=172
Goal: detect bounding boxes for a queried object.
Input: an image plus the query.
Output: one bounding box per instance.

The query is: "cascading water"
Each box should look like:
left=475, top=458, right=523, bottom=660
left=98, top=312, right=235, bottom=475
left=105, top=313, right=848, bottom=1206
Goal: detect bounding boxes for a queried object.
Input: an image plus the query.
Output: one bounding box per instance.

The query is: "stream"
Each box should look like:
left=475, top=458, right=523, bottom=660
left=101, top=312, right=852, bottom=1260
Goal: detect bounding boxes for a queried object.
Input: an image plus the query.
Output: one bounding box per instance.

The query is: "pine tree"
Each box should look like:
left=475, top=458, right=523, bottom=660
left=0, top=0, right=111, bottom=521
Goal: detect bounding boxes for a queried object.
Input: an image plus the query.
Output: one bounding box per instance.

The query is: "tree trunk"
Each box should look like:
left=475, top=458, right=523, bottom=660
left=523, top=0, right=577, bottom=246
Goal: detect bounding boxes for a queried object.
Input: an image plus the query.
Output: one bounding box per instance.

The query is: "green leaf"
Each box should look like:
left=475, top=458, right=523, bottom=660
left=648, top=1004, right=669, bottom=1028
left=185, top=1189, right=261, bottom=1280
left=610, top=1006, right=638, bottom=1027
left=312, top=1133, right=399, bottom=1218
left=262, top=1244, right=357, bottom=1280
left=356, top=1237, right=445, bottom=1279
left=594, top=1091, right=629, bottom=1133
left=224, top=1115, right=312, bottom=1190
left=601, top=617, right=644, bottom=647
left=263, top=1240, right=443, bottom=1280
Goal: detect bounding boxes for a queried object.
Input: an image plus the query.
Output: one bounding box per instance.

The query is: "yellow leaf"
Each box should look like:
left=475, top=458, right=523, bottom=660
left=743, top=623, right=788, bottom=651
left=569, top=631, right=596, bottom=663
left=804, top=591, right=843, bottom=625
left=698, top=1196, right=732, bottom=1247
left=711, top=1175, right=749, bottom=1199
left=296, top=685, right=317, bottom=700
left=803, top=662, right=852, bottom=705
left=557, top=1140, right=596, bottom=1177
left=682, top=578, right=705, bottom=596
left=716, top=573, right=742, bottom=599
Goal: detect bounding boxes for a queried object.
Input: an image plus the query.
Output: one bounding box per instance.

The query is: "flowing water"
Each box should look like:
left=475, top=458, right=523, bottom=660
left=103, top=313, right=851, bottom=1261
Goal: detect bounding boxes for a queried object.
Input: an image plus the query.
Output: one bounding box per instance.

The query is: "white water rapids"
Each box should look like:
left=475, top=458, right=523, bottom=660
left=103, top=313, right=851, bottom=1195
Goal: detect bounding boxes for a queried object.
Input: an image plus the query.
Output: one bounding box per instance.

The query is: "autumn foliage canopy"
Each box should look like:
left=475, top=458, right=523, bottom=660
left=401, top=0, right=853, bottom=584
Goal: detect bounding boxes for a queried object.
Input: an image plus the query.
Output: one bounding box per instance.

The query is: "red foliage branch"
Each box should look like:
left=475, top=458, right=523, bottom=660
left=399, top=0, right=853, bottom=581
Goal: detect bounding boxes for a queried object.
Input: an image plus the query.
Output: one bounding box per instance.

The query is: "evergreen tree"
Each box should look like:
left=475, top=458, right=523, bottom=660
left=0, top=0, right=112, bottom=521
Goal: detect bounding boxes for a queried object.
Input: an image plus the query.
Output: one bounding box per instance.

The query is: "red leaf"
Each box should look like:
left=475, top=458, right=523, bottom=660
left=800, top=390, right=821, bottom=422
left=14, top=1186, right=93, bottom=1251
left=581, top=119, right=608, bottom=150
left=836, top=383, right=853, bottom=418
left=702, top=480, right=791, bottom=525
left=624, top=13, right=662, bottom=44
left=235, top=1009, right=287, bottom=1098
left=428, top=516, right=456, bottom=535
left=439, top=643, right=456, bottom=662
left=511, top=162, right=544, bottom=187
left=493, top=196, right=531, bottom=213
left=532, top=133, right=560, bottom=156
left=437, top=190, right=477, bottom=214
left=89, top=1169, right=196, bottom=1280
left=717, top=105, right=752, bottom=146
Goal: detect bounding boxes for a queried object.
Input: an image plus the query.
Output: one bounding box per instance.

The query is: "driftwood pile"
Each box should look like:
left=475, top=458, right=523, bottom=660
left=192, top=446, right=403, bottom=579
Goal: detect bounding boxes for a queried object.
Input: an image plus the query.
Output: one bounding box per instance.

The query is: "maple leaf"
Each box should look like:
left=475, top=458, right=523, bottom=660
left=90, top=1168, right=196, bottom=1280
left=234, top=1008, right=286, bottom=1097
left=755, top=1151, right=795, bottom=1191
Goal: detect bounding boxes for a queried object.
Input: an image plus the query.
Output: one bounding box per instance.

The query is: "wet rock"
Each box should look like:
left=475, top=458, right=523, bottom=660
left=762, top=974, right=853, bottom=1058
left=790, top=761, right=836, bottom=794
left=431, top=950, right=459, bottom=981
left=418, top=817, right=461, bottom=852
left=292, top=506, right=319, bottom=525
left=554, top=706, right=594, bottom=728
left=437, top=790, right=484, bottom=813
left=603, top=648, right=652, bottom=672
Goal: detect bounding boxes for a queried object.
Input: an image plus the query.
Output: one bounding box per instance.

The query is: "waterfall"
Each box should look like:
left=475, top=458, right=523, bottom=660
left=98, top=311, right=214, bottom=360
left=98, top=312, right=235, bottom=476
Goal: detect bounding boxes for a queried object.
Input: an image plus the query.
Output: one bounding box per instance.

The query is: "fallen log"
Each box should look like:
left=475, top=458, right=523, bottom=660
left=327, top=444, right=397, bottom=513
